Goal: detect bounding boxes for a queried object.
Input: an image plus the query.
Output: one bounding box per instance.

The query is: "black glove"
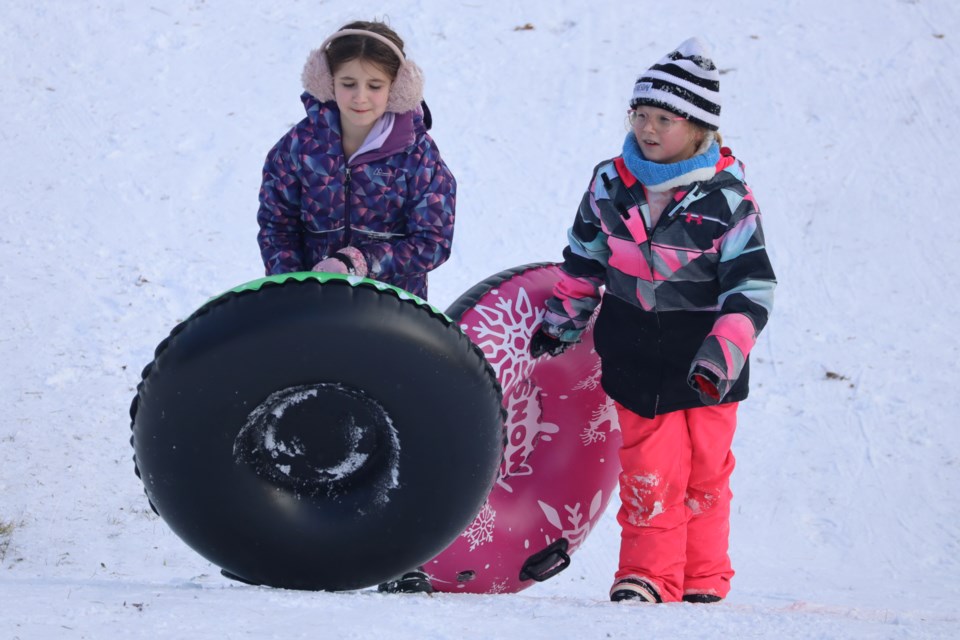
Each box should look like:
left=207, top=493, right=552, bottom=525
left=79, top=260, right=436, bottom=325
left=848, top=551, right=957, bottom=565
left=530, top=328, right=572, bottom=358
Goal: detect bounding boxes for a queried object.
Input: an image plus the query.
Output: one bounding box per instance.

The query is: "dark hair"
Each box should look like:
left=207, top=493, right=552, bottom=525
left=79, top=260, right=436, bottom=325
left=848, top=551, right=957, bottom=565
left=325, top=20, right=405, bottom=80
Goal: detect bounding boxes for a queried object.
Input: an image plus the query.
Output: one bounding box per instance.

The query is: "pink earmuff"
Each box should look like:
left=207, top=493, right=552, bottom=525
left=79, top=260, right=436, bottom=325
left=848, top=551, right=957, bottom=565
left=301, top=28, right=424, bottom=114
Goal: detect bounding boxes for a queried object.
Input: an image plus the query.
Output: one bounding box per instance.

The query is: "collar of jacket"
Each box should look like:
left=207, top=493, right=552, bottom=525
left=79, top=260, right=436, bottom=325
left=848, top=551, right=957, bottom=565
left=299, top=93, right=423, bottom=164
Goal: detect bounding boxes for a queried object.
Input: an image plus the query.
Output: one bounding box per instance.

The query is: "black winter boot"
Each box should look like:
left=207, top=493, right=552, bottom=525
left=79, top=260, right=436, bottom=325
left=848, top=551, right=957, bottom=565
left=377, top=568, right=434, bottom=594
left=682, top=593, right=722, bottom=603
left=609, top=577, right=662, bottom=603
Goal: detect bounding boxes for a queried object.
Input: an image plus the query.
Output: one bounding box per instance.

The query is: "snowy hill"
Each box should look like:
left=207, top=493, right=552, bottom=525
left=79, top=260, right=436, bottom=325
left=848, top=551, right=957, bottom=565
left=2, top=1, right=959, bottom=637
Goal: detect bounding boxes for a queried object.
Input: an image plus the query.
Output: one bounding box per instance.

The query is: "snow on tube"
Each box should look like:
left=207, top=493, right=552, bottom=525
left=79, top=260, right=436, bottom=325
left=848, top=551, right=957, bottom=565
left=426, top=263, right=622, bottom=593
left=129, top=273, right=504, bottom=591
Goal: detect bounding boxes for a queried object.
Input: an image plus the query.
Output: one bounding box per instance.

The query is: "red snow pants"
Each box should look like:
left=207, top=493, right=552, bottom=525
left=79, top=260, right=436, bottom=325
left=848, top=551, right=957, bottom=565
left=614, top=401, right=738, bottom=602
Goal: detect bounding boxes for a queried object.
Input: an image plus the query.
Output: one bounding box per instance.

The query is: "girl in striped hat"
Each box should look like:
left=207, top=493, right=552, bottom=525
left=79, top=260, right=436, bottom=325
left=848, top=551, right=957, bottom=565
left=530, top=37, right=777, bottom=604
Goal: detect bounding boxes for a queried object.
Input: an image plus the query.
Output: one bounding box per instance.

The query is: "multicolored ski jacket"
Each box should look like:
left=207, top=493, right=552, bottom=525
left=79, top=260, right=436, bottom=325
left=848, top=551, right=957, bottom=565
left=544, top=149, right=776, bottom=418
left=257, top=93, right=456, bottom=300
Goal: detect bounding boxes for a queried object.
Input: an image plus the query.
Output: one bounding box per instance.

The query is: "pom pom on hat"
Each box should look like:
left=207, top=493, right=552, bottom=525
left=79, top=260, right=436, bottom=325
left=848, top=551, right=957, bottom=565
left=630, top=37, right=721, bottom=131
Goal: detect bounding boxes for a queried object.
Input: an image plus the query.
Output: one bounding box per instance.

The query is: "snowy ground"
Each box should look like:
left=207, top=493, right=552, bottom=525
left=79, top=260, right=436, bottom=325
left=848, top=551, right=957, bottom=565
left=2, top=1, right=959, bottom=638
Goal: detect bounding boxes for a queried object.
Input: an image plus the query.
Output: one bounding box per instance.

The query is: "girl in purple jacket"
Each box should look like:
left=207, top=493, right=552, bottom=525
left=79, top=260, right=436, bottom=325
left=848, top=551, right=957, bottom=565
left=257, top=20, right=456, bottom=301
left=532, top=38, right=776, bottom=604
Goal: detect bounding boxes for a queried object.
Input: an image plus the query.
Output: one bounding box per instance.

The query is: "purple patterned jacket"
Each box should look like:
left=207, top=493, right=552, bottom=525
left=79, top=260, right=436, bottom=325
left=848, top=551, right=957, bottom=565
left=257, top=93, right=456, bottom=300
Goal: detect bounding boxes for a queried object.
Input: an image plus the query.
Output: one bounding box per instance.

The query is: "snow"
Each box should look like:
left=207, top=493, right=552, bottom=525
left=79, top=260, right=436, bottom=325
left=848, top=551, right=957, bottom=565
left=2, top=0, right=959, bottom=637
left=232, top=383, right=401, bottom=505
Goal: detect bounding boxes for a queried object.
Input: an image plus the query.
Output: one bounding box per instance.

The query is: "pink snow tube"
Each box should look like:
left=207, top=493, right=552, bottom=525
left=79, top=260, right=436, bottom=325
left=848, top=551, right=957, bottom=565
left=428, top=263, right=622, bottom=593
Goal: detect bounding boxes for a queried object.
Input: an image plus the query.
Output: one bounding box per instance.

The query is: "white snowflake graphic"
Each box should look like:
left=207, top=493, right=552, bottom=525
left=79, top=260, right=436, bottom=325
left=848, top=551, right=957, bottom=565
left=460, top=502, right=497, bottom=551
left=537, top=489, right=607, bottom=548
left=572, top=357, right=603, bottom=392
left=461, top=285, right=541, bottom=393
left=580, top=395, right=620, bottom=445
left=488, top=578, right=511, bottom=594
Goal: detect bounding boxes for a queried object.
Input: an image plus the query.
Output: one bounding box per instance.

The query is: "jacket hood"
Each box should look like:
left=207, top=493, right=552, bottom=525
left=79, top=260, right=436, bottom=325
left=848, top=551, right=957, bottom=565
left=699, top=148, right=747, bottom=194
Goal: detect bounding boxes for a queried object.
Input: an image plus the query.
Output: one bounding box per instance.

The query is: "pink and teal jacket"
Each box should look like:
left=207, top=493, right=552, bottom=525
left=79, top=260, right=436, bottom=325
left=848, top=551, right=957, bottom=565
left=257, top=94, right=456, bottom=300
left=543, top=147, right=776, bottom=418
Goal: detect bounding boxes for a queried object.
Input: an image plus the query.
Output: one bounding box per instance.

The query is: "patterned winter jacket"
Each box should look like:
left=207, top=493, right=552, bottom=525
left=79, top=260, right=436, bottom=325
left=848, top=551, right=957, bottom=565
left=543, top=148, right=776, bottom=418
left=257, top=93, right=456, bottom=300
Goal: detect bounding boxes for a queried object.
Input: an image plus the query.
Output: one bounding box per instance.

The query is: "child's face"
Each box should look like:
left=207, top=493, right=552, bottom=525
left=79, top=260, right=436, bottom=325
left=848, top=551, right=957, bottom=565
left=630, top=106, right=703, bottom=164
left=333, top=58, right=393, bottom=133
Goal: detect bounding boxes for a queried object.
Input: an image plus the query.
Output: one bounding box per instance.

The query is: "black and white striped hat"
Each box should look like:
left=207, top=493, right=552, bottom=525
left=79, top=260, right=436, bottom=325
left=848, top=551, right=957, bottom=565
left=630, top=37, right=721, bottom=131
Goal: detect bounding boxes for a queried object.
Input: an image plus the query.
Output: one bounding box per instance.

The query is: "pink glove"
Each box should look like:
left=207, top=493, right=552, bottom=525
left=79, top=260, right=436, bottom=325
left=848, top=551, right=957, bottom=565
left=311, top=247, right=369, bottom=277
left=312, top=255, right=350, bottom=274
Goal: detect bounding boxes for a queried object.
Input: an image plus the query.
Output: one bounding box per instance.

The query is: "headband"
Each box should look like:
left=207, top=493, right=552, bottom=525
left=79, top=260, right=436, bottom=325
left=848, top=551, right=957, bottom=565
left=302, top=28, right=424, bottom=114
left=318, top=28, right=407, bottom=63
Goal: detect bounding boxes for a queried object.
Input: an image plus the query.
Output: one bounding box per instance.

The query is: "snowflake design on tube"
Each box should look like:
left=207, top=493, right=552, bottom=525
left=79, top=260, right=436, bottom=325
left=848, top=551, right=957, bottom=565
left=488, top=578, right=510, bottom=594
left=461, top=502, right=497, bottom=551
left=537, top=489, right=607, bottom=548
left=573, top=358, right=602, bottom=392
left=462, top=286, right=541, bottom=394
left=581, top=395, right=619, bottom=446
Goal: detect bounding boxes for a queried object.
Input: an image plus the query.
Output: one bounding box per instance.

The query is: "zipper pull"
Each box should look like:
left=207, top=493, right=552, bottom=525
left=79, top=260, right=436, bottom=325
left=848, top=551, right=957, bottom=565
left=665, top=185, right=701, bottom=220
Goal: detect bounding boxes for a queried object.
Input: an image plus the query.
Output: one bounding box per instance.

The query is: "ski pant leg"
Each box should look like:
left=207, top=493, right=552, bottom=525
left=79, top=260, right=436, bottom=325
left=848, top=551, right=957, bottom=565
left=613, top=404, right=691, bottom=602
left=683, top=402, right=738, bottom=599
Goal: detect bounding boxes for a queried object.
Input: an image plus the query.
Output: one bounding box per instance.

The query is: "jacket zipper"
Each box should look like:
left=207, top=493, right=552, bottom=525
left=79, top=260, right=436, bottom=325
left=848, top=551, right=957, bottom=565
left=636, top=183, right=701, bottom=417
left=660, top=185, right=702, bottom=225
left=343, top=166, right=353, bottom=246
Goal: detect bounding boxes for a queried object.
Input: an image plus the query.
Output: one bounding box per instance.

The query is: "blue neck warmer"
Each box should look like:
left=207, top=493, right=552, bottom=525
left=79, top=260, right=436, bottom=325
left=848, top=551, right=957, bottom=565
left=622, top=133, right=720, bottom=192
